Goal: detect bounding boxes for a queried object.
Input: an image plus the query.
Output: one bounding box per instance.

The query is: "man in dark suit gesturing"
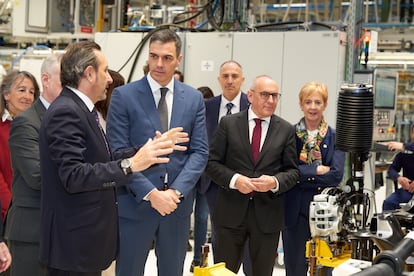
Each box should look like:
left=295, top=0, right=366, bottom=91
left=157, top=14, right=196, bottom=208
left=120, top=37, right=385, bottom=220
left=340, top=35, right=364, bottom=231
left=106, top=29, right=208, bottom=276
left=39, top=41, right=185, bottom=276
left=206, top=75, right=299, bottom=276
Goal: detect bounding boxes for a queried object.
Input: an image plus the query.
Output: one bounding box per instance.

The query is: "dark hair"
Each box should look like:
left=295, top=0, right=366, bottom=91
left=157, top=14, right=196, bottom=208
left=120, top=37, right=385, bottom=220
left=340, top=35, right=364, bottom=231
left=198, top=86, right=214, bottom=99
left=150, top=29, right=182, bottom=57
left=0, top=70, right=40, bottom=115
left=95, top=70, right=125, bottom=121
left=174, top=70, right=184, bottom=82
left=143, top=62, right=149, bottom=75
left=60, top=41, right=101, bottom=88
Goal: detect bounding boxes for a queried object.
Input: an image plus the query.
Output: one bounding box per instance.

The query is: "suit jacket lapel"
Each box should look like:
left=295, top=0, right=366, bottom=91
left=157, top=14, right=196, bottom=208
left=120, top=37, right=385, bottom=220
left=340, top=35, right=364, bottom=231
left=33, top=98, right=46, bottom=121
left=235, top=110, right=254, bottom=164
left=257, top=115, right=279, bottom=164
left=137, top=79, right=162, bottom=131
left=63, top=88, right=109, bottom=156
left=240, top=93, right=249, bottom=110
left=170, top=82, right=185, bottom=128
left=210, top=97, right=220, bottom=125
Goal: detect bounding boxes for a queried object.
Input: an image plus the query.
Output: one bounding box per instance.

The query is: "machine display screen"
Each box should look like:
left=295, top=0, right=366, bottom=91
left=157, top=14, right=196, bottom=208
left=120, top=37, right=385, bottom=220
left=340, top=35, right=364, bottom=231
left=374, top=71, right=398, bottom=109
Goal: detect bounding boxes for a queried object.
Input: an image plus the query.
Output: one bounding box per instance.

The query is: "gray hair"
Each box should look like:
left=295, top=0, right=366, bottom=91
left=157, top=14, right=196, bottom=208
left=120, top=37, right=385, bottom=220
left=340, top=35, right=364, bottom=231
left=41, top=53, right=62, bottom=75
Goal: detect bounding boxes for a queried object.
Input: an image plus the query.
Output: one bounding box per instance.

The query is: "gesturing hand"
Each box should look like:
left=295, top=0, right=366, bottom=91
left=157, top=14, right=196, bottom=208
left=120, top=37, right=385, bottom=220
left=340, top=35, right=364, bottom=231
left=129, top=136, right=174, bottom=172
left=155, top=127, right=189, bottom=152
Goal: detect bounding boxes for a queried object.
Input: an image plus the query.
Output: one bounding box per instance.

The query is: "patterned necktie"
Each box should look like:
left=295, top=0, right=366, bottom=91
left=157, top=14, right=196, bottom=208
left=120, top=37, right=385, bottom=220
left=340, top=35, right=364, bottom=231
left=158, top=87, right=169, bottom=132
left=92, top=108, right=110, bottom=156
left=226, top=102, right=234, bottom=115
left=251, top=118, right=262, bottom=163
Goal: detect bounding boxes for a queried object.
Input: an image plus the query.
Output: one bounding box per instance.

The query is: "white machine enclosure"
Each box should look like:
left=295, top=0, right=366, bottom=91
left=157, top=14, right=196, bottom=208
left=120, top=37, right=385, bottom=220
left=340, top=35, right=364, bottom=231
left=95, top=30, right=346, bottom=126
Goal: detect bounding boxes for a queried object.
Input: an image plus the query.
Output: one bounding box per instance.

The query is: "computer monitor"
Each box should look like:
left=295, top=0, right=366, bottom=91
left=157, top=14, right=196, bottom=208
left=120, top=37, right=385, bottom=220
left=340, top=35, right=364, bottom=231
left=373, top=69, right=398, bottom=110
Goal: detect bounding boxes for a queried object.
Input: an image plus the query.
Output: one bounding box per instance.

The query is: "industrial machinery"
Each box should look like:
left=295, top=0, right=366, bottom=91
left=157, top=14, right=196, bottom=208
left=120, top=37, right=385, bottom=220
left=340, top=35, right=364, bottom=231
left=307, top=83, right=414, bottom=275
left=12, top=0, right=100, bottom=38
left=372, top=70, right=399, bottom=142
left=307, top=83, right=376, bottom=275
left=352, top=229, right=414, bottom=275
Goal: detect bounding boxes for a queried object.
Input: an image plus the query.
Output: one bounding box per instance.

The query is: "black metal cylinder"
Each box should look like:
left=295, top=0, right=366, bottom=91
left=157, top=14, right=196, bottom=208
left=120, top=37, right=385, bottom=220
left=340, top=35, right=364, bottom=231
left=336, top=84, right=374, bottom=153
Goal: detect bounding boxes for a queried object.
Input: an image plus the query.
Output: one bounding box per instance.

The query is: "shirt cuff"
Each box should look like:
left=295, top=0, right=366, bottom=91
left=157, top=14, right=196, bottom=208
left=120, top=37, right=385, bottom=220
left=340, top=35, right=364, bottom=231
left=270, top=176, right=279, bottom=193
left=143, top=188, right=157, bottom=201
left=175, top=189, right=183, bottom=198
left=230, top=173, right=241, bottom=189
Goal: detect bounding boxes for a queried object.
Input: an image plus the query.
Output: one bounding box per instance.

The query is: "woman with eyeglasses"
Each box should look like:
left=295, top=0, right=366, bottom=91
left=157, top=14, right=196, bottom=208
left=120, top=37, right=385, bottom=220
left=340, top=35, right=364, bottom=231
left=0, top=70, right=39, bottom=220
left=282, top=81, right=345, bottom=276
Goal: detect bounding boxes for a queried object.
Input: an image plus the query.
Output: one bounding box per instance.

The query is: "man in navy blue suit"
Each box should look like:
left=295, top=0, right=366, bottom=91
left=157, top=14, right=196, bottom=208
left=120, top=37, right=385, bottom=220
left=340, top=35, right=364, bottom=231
left=106, top=29, right=209, bottom=276
left=39, top=41, right=181, bottom=276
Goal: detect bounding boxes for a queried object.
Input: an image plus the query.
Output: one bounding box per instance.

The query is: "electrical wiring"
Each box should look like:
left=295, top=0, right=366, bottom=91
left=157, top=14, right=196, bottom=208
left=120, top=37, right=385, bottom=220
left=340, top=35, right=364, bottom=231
left=9, top=45, right=51, bottom=72
left=172, top=2, right=209, bottom=25
left=120, top=26, right=162, bottom=83
left=206, top=0, right=224, bottom=31
left=117, top=1, right=342, bottom=81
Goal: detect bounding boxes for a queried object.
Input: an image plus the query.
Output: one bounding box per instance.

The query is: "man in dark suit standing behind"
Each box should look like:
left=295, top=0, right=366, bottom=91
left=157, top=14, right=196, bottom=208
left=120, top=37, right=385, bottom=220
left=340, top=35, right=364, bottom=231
left=5, top=53, right=62, bottom=276
left=206, top=75, right=299, bottom=276
left=202, top=60, right=249, bottom=215
left=39, top=41, right=185, bottom=276
left=196, top=60, right=251, bottom=275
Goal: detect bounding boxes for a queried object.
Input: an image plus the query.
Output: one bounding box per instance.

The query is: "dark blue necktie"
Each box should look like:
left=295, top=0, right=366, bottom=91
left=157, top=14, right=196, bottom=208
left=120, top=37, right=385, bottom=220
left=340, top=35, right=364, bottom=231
left=226, top=102, right=234, bottom=115
left=92, top=108, right=110, bottom=156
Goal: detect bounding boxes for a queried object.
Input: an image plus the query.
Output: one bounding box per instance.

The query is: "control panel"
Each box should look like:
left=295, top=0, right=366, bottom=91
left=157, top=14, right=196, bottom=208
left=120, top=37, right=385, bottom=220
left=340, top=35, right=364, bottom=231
left=373, top=109, right=396, bottom=141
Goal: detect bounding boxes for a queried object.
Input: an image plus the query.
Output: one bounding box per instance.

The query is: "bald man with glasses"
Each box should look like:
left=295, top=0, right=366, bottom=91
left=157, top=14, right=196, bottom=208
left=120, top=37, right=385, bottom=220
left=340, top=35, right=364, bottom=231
left=206, top=75, right=298, bottom=276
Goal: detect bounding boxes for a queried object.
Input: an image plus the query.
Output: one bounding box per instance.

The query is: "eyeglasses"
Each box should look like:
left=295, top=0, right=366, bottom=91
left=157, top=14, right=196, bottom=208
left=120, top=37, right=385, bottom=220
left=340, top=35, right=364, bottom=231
left=251, top=90, right=282, bottom=101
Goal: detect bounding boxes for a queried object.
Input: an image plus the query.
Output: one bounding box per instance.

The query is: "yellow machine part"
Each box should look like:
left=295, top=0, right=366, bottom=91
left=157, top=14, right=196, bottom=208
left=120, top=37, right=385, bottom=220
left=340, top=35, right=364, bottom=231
left=193, top=262, right=237, bottom=276
left=306, top=237, right=352, bottom=268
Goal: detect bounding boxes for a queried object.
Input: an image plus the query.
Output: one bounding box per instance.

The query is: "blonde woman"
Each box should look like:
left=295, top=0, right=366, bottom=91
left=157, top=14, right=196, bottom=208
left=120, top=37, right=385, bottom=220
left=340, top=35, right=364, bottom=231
left=283, top=81, right=345, bottom=276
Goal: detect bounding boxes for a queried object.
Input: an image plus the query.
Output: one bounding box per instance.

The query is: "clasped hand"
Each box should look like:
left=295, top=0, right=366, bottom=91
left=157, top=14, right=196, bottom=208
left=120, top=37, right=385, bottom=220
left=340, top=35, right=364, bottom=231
left=235, top=175, right=277, bottom=194
left=0, top=242, right=11, bottom=272
left=316, top=165, right=330, bottom=175
left=148, top=189, right=181, bottom=216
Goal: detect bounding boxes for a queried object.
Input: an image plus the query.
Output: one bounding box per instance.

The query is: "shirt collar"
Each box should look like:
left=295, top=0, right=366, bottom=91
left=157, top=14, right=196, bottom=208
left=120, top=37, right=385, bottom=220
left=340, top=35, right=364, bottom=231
left=1, top=109, right=13, bottom=122
left=39, top=95, right=50, bottom=109
left=67, top=86, right=95, bottom=112
left=147, top=73, right=174, bottom=93
left=248, top=106, right=271, bottom=124
left=221, top=92, right=242, bottom=108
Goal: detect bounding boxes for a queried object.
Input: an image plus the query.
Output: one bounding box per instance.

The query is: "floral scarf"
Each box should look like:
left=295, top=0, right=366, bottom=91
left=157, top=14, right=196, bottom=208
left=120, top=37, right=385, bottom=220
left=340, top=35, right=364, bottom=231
left=296, top=117, right=328, bottom=165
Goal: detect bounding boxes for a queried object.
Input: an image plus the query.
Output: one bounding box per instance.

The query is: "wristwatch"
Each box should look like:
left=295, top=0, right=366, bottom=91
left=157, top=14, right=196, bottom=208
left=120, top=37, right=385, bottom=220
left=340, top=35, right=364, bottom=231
left=121, top=159, right=132, bottom=175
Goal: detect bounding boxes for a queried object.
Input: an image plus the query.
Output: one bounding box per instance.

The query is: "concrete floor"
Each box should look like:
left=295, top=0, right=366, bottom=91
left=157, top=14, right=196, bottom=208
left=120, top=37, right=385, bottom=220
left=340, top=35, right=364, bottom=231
left=102, top=240, right=286, bottom=276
